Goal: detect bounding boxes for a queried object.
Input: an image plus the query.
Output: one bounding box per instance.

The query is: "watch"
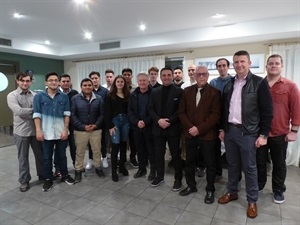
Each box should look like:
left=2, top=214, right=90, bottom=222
left=259, top=134, right=268, bottom=139
left=291, top=129, right=298, bottom=133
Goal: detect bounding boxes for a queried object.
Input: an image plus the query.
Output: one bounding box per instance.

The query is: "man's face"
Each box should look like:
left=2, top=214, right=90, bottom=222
left=105, top=73, right=114, bottom=85
left=60, top=77, right=71, bottom=91
left=90, top=74, right=100, bottom=87
left=233, top=55, right=251, bottom=76
left=17, top=75, right=32, bottom=91
left=216, top=60, right=229, bottom=77
left=122, top=72, right=132, bottom=84
left=137, top=75, right=149, bottom=90
left=266, top=57, right=283, bottom=76
left=149, top=70, right=158, bottom=82
left=173, top=69, right=183, bottom=82
left=160, top=69, right=173, bottom=86
left=187, top=65, right=196, bottom=79
left=81, top=81, right=93, bottom=95
left=46, top=75, right=59, bottom=91
left=195, top=67, right=209, bottom=87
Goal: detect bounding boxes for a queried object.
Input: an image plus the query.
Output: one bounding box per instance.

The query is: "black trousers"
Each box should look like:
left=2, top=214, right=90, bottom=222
left=256, top=135, right=288, bottom=193
left=129, top=128, right=137, bottom=160
left=214, top=138, right=223, bottom=176
left=185, top=137, right=216, bottom=192
left=154, top=135, right=182, bottom=181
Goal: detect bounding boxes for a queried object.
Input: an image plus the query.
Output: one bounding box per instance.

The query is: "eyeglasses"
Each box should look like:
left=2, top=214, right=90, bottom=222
left=195, top=73, right=208, bottom=77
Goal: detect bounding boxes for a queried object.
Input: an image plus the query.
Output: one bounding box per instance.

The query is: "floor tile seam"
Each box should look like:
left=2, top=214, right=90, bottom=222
left=214, top=204, right=247, bottom=225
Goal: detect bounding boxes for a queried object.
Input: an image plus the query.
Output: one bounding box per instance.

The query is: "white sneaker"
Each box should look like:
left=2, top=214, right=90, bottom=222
left=85, top=159, right=93, bottom=170
left=102, top=157, right=109, bottom=168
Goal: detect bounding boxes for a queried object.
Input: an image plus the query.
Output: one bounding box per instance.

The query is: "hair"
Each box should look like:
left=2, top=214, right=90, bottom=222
left=160, top=67, right=173, bottom=75
left=122, top=68, right=132, bottom=75
left=136, top=72, right=149, bottom=79
left=59, top=73, right=71, bottom=81
left=16, top=72, right=33, bottom=81
left=80, top=78, right=93, bottom=87
left=216, top=58, right=230, bottom=67
left=173, top=66, right=183, bottom=72
left=267, top=54, right=283, bottom=64
left=233, top=50, right=250, bottom=60
left=108, top=75, right=130, bottom=100
left=88, top=71, right=100, bottom=78
left=148, top=66, right=159, bottom=74
left=105, top=69, right=114, bottom=75
left=45, top=72, right=58, bottom=81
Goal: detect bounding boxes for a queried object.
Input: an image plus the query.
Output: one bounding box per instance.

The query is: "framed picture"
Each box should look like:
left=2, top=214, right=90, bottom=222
left=194, top=53, right=265, bottom=75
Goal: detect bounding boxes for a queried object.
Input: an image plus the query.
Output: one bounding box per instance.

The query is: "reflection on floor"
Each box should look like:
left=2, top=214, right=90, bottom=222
left=0, top=144, right=299, bottom=225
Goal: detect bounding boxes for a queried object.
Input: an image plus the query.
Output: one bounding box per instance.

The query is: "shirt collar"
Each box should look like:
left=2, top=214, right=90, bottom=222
left=16, top=87, right=32, bottom=95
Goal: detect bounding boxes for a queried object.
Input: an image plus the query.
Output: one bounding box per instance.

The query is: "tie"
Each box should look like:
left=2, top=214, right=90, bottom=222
left=196, top=88, right=202, bottom=106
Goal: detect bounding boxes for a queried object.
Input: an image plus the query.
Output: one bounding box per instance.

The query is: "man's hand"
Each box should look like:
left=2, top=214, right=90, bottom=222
left=255, top=136, right=267, bottom=148
left=158, top=118, right=170, bottom=129
left=61, top=129, right=68, bottom=140
left=188, top=126, right=199, bottom=136
left=285, top=131, right=298, bottom=142
left=36, top=130, right=44, bottom=141
left=219, top=130, right=225, bottom=141
left=138, top=120, right=145, bottom=129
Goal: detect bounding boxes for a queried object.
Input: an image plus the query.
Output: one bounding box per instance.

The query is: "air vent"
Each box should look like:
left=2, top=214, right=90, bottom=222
left=0, top=37, right=12, bottom=47
left=99, top=41, right=120, bottom=50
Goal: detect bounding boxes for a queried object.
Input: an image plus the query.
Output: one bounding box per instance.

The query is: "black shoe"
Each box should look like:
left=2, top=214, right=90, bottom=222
left=74, top=170, right=82, bottom=183
left=119, top=166, right=129, bottom=176
left=130, top=158, right=139, bottom=168
left=179, top=186, right=197, bottom=196
left=20, top=182, right=30, bottom=192
left=42, top=179, right=53, bottom=192
left=134, top=168, right=147, bottom=178
left=204, top=191, right=215, bottom=204
left=172, top=180, right=182, bottom=192
left=148, top=171, right=156, bottom=181
left=61, top=175, right=75, bottom=185
left=95, top=168, right=105, bottom=178
left=151, top=177, right=164, bottom=187
left=112, top=172, right=119, bottom=182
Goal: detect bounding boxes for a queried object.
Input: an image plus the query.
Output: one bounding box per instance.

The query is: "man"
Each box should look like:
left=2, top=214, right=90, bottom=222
left=33, top=72, right=75, bottom=192
left=7, top=72, right=44, bottom=192
left=181, top=64, right=196, bottom=89
left=257, top=54, right=300, bottom=204
left=218, top=50, right=273, bottom=218
left=128, top=73, right=155, bottom=180
left=209, top=58, right=232, bottom=181
left=148, top=66, right=161, bottom=88
left=122, top=68, right=139, bottom=168
left=149, top=67, right=183, bottom=191
left=173, top=66, right=184, bottom=87
left=71, top=78, right=105, bottom=182
left=102, top=69, right=114, bottom=90
left=86, top=71, right=109, bottom=169
left=178, top=66, right=221, bottom=204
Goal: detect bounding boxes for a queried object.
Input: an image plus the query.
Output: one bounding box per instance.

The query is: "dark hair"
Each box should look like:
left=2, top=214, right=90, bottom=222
left=216, top=58, right=230, bottom=67
left=233, top=50, right=250, bottom=60
left=173, top=66, right=183, bottom=72
left=267, top=54, right=283, bottom=64
left=59, top=73, right=71, bottom=81
left=160, top=67, right=173, bottom=75
left=80, top=78, right=93, bottom=87
left=88, top=71, right=100, bottom=78
left=105, top=69, right=114, bottom=75
left=16, top=72, right=33, bottom=81
left=108, top=75, right=130, bottom=100
left=45, top=72, right=58, bottom=81
left=148, top=66, right=159, bottom=74
left=122, top=68, right=132, bottom=75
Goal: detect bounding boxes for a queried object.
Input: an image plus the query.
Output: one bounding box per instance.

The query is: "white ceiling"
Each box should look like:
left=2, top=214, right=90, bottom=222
left=0, top=0, right=299, bottom=60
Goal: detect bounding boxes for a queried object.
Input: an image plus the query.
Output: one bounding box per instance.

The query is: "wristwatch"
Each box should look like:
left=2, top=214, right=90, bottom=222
left=259, top=134, right=268, bottom=139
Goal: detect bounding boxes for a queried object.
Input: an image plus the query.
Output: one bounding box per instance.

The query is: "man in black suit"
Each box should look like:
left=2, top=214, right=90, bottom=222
left=149, top=67, right=183, bottom=191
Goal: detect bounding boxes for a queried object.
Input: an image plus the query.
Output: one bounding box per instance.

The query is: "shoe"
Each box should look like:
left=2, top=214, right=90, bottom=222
left=197, top=167, right=206, bottom=177
left=130, top=158, right=139, bottom=168
left=215, top=175, right=223, bottom=182
left=95, top=168, right=105, bottom=178
left=247, top=202, right=258, bottom=218
left=85, top=159, right=93, bottom=170
left=218, top=193, right=238, bottom=204
left=134, top=168, right=147, bottom=178
left=102, top=157, right=109, bottom=168
left=74, top=170, right=82, bottom=183
left=20, top=182, right=30, bottom=192
left=119, top=166, right=129, bottom=176
left=273, top=191, right=285, bottom=204
left=61, top=175, right=75, bottom=185
left=172, top=180, right=182, bottom=192
left=53, top=168, right=61, bottom=178
left=112, top=172, right=119, bottom=182
left=179, top=186, right=197, bottom=196
left=42, top=179, right=53, bottom=192
left=205, top=191, right=215, bottom=204
left=151, top=177, right=164, bottom=187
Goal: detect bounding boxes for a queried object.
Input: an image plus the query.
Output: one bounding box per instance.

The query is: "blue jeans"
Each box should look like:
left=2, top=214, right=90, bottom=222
left=110, top=114, right=130, bottom=144
left=42, top=139, right=68, bottom=180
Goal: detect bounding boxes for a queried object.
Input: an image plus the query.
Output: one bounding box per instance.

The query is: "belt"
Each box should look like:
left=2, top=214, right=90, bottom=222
left=229, top=123, right=242, bottom=128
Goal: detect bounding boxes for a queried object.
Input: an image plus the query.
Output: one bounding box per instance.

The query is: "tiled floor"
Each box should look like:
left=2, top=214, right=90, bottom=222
left=0, top=141, right=299, bottom=225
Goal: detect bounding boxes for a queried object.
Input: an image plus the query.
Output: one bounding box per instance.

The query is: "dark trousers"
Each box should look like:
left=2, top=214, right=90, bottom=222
left=154, top=135, right=182, bottom=181
left=68, top=129, right=76, bottom=166
left=129, top=128, right=137, bottom=160
left=185, top=137, right=216, bottom=192
left=133, top=128, right=155, bottom=172
left=257, top=135, right=287, bottom=193
left=214, top=138, right=223, bottom=176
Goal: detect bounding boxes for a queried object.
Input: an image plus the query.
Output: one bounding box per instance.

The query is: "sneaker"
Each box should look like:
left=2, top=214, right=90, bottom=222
left=172, top=180, right=182, bottom=192
left=197, top=167, right=206, bottom=177
left=130, top=158, right=139, bottom=168
left=42, top=179, right=53, bottom=192
left=61, top=175, right=75, bottom=185
left=53, top=168, right=61, bottom=178
left=102, top=157, right=109, bottom=168
left=20, top=182, right=30, bottom=192
left=151, top=177, right=164, bottom=187
left=95, top=168, right=105, bottom=178
left=85, top=159, right=93, bottom=170
left=273, top=191, right=285, bottom=204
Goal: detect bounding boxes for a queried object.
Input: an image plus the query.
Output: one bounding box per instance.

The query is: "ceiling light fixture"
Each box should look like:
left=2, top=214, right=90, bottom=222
left=139, top=24, right=146, bottom=31
left=84, top=32, right=92, bottom=39
left=13, top=12, right=23, bottom=18
left=45, top=40, right=50, bottom=45
left=212, top=13, right=225, bottom=19
left=74, top=0, right=88, bottom=4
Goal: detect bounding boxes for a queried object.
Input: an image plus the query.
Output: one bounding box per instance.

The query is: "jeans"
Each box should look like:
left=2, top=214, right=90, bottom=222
left=110, top=114, right=130, bottom=144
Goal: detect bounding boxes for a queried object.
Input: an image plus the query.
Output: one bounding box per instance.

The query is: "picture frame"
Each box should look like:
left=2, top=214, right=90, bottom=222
left=194, top=53, right=266, bottom=75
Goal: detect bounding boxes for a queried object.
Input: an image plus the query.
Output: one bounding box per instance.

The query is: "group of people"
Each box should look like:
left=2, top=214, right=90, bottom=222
left=7, top=50, right=299, bottom=219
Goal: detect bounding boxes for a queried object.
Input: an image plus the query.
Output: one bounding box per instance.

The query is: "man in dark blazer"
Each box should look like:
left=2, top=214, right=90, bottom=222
left=149, top=67, right=183, bottom=191
left=178, top=66, right=221, bottom=204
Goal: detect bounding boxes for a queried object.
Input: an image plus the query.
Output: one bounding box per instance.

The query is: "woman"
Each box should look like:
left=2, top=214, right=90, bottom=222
left=105, top=75, right=130, bottom=182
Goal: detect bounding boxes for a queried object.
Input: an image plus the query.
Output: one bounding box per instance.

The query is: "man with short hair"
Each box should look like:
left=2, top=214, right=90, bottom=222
left=257, top=54, right=300, bottom=204
left=148, top=66, right=161, bottom=88
left=102, top=69, right=114, bottom=90
left=7, top=72, right=44, bottom=192
left=181, top=64, right=196, bottom=89
left=173, top=66, right=184, bottom=87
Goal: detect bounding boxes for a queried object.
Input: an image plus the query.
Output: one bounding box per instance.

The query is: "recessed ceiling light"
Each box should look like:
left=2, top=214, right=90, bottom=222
left=45, top=40, right=50, bottom=45
left=13, top=12, right=23, bottom=18
left=74, top=0, right=87, bottom=4
left=212, top=13, right=225, bottom=19
left=84, top=32, right=92, bottom=39
left=139, top=24, right=146, bottom=31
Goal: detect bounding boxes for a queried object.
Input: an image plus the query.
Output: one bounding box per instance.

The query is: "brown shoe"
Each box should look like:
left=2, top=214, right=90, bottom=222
left=247, top=203, right=257, bottom=218
left=218, top=193, right=238, bottom=204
